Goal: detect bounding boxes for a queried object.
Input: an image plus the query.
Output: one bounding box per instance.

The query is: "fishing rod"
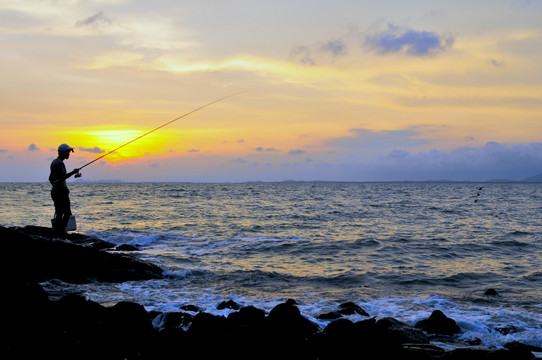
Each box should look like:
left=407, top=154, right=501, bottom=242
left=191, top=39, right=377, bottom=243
left=77, top=91, right=246, bottom=172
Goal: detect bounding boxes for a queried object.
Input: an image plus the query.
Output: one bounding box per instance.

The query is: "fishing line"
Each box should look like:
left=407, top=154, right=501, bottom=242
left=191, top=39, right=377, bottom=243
left=78, top=91, right=246, bottom=171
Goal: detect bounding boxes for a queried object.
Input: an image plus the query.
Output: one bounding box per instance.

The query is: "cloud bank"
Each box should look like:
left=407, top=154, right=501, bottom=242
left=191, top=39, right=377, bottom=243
left=216, top=139, right=542, bottom=182
left=368, top=142, right=542, bottom=181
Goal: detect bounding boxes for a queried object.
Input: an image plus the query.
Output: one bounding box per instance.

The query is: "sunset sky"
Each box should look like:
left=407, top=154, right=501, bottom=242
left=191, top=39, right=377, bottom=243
left=1, top=0, right=541, bottom=182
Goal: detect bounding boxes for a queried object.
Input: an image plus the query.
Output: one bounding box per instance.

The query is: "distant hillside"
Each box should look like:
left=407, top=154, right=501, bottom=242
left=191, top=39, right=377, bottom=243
left=522, top=173, right=542, bottom=182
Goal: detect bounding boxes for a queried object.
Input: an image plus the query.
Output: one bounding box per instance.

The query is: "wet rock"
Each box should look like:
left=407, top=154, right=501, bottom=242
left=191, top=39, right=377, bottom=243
left=217, top=299, right=241, bottom=310
left=322, top=318, right=355, bottom=336
left=267, top=301, right=319, bottom=338
left=105, top=301, right=155, bottom=348
left=180, top=304, right=201, bottom=312
left=505, top=341, right=542, bottom=353
left=24, top=225, right=115, bottom=249
left=415, top=310, right=461, bottom=335
left=4, top=282, right=536, bottom=360
left=442, top=346, right=535, bottom=360
left=227, top=305, right=266, bottom=328
left=467, top=338, right=482, bottom=345
left=338, top=301, right=369, bottom=316
left=376, top=317, right=429, bottom=344
left=316, top=302, right=369, bottom=320
left=310, top=319, right=356, bottom=359
left=1, top=225, right=162, bottom=283
left=153, top=311, right=194, bottom=329
left=6, top=279, right=50, bottom=309
left=185, top=312, right=228, bottom=358
left=266, top=301, right=320, bottom=359
left=496, top=325, right=518, bottom=335
left=114, top=244, right=140, bottom=251
left=316, top=311, right=343, bottom=320
left=188, top=312, right=227, bottom=338
left=402, top=343, right=446, bottom=359
left=484, top=288, right=499, bottom=296
left=226, top=305, right=268, bottom=353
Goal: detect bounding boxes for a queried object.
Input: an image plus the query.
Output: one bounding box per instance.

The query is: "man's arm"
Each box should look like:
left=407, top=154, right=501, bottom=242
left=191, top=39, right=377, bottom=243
left=66, top=168, right=80, bottom=179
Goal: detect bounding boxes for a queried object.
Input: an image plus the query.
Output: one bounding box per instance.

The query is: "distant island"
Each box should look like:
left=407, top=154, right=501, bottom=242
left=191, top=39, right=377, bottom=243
left=73, top=179, right=125, bottom=183
left=520, top=173, right=542, bottom=182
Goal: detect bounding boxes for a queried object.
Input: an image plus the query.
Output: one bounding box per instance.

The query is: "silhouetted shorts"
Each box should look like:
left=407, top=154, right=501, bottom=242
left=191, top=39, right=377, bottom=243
left=51, top=188, right=71, bottom=217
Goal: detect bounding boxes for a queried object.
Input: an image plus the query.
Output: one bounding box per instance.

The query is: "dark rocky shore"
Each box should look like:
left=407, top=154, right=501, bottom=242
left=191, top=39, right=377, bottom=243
left=2, top=226, right=540, bottom=360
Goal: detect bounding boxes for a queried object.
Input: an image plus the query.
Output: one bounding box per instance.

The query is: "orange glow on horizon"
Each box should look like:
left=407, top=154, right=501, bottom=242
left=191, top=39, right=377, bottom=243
left=68, top=128, right=174, bottom=163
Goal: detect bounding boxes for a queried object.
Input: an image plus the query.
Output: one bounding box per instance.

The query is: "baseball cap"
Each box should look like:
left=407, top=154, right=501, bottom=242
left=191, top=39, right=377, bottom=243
left=58, top=143, right=74, bottom=152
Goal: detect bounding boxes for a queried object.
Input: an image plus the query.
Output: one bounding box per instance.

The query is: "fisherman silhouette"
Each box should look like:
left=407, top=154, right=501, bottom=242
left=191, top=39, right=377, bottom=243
left=49, top=144, right=81, bottom=238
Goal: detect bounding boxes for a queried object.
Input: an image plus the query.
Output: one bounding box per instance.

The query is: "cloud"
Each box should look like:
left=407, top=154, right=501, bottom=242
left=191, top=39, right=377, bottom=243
left=0, top=149, right=6, bottom=152
left=27, top=143, right=39, bottom=151
left=79, top=146, right=105, bottom=153
left=290, top=45, right=315, bottom=65
left=321, top=40, right=347, bottom=56
left=187, top=148, right=200, bottom=153
left=288, top=149, right=306, bottom=155
left=365, top=24, right=453, bottom=56
left=488, top=57, right=505, bottom=67
left=229, top=158, right=248, bottom=164
left=254, top=146, right=279, bottom=152
left=290, top=39, right=347, bottom=65
left=75, top=11, right=114, bottom=29
left=325, top=127, right=430, bottom=151
left=387, top=149, right=409, bottom=159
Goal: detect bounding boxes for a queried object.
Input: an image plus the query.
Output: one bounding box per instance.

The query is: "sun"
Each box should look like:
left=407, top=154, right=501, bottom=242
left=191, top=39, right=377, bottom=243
left=77, top=128, right=173, bottom=162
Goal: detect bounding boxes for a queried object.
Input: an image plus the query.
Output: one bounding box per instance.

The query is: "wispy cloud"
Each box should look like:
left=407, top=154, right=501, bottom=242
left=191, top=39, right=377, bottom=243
left=230, top=158, right=248, bottom=164
left=255, top=146, right=279, bottom=152
left=75, top=11, right=114, bottom=29
left=79, top=146, right=105, bottom=153
left=290, top=39, right=347, bottom=65
left=365, top=24, right=454, bottom=56
left=27, top=143, right=39, bottom=151
left=488, top=57, right=505, bottom=67
left=288, top=149, right=307, bottom=155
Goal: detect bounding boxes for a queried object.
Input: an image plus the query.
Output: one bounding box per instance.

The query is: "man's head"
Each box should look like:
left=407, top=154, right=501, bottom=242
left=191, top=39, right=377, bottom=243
left=58, top=143, right=74, bottom=159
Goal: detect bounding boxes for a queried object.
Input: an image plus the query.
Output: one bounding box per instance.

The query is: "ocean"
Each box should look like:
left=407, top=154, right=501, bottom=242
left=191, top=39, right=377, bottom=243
left=1, top=182, right=541, bottom=349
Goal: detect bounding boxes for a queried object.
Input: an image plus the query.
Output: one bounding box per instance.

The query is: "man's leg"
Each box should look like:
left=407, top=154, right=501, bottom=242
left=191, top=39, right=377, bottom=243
left=52, top=191, right=71, bottom=238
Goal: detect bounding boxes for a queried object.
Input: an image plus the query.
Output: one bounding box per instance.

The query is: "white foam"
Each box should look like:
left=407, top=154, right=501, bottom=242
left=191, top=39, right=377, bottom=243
left=356, top=295, right=542, bottom=349
left=91, top=230, right=185, bottom=247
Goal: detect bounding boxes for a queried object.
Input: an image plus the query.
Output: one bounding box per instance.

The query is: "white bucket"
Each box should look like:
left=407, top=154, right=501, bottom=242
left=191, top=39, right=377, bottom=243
left=51, top=215, right=77, bottom=232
